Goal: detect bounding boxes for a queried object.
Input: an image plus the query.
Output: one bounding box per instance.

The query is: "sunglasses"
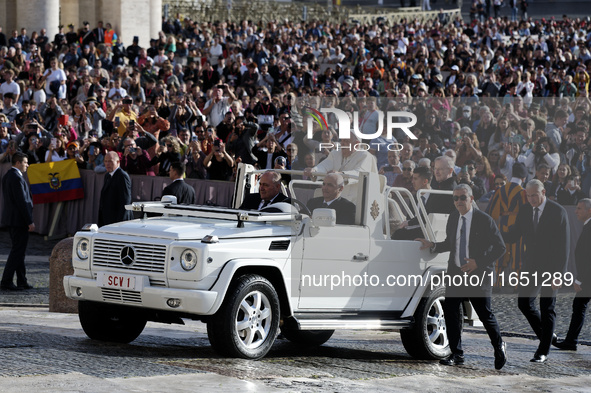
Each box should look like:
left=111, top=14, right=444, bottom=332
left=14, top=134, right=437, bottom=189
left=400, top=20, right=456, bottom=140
left=495, top=182, right=506, bottom=187
left=166, top=144, right=173, bottom=148
left=453, top=195, right=469, bottom=201
left=402, top=167, right=413, bottom=171
left=466, top=166, right=475, bottom=170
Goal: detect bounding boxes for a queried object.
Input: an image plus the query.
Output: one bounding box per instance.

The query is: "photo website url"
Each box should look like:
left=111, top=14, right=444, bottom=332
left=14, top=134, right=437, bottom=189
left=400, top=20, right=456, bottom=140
left=301, top=271, right=574, bottom=291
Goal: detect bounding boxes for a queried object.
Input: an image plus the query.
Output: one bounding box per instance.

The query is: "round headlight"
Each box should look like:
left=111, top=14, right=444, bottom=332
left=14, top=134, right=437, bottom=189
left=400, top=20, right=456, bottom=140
left=180, top=249, right=198, bottom=271
left=76, top=238, right=90, bottom=260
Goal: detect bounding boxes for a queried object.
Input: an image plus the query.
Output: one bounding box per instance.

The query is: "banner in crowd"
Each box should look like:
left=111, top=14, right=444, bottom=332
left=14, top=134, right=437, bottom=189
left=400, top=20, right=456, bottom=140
left=28, top=160, right=84, bottom=204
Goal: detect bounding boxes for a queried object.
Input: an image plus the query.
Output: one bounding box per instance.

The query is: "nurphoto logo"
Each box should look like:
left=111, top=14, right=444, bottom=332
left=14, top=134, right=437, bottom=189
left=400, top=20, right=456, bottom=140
left=305, top=107, right=419, bottom=141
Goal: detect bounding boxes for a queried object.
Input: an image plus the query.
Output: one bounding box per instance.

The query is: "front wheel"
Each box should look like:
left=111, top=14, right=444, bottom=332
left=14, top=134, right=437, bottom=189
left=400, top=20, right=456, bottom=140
left=78, top=301, right=147, bottom=343
left=400, top=286, right=452, bottom=360
left=207, top=274, right=280, bottom=359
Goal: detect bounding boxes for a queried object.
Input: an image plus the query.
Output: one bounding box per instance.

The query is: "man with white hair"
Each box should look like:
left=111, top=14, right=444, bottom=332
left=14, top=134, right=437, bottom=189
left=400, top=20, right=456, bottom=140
left=307, top=173, right=355, bottom=225
left=503, top=179, right=570, bottom=363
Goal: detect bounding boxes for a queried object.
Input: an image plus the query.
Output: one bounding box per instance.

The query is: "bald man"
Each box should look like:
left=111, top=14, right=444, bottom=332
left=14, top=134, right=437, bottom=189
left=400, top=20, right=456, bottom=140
left=98, top=151, right=133, bottom=226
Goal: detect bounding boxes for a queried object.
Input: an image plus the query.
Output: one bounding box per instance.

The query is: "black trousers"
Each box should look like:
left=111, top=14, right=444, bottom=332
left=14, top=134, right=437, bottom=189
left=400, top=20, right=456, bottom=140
left=563, top=294, right=590, bottom=345
left=1, top=226, right=30, bottom=286
left=518, top=285, right=557, bottom=356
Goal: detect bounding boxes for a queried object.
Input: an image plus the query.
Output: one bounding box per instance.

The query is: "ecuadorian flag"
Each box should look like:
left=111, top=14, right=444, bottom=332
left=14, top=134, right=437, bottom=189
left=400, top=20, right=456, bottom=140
left=28, top=160, right=84, bottom=204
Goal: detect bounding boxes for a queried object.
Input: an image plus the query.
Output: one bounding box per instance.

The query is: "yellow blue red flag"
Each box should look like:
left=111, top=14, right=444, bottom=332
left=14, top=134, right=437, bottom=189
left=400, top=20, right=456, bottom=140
left=28, top=159, right=84, bottom=204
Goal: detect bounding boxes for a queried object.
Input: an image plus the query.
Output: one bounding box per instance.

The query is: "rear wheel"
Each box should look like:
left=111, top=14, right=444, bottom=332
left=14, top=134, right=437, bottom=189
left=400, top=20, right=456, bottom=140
left=78, top=301, right=147, bottom=343
left=400, top=286, right=453, bottom=360
left=207, top=274, right=280, bottom=359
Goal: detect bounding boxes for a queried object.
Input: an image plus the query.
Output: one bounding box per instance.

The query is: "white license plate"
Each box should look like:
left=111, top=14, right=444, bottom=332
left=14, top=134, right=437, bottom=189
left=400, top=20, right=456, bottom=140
left=97, top=272, right=144, bottom=291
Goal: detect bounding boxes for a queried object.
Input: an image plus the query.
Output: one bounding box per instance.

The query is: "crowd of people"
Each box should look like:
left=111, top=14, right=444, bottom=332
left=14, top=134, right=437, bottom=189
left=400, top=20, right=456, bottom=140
left=0, top=12, right=588, bottom=198
left=0, top=10, right=590, bottom=363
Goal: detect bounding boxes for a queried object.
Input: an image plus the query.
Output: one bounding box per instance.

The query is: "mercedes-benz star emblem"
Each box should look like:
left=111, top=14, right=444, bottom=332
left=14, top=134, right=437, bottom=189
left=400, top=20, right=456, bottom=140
left=120, top=245, right=136, bottom=265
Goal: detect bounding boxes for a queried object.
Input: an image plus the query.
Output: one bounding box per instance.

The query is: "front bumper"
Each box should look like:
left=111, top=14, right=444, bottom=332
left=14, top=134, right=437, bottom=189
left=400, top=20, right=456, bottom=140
left=63, top=275, right=219, bottom=315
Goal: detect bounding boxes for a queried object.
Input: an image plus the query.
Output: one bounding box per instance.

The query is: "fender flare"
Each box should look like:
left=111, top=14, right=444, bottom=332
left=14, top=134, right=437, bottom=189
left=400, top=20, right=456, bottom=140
left=206, top=258, right=293, bottom=315
left=400, top=266, right=447, bottom=319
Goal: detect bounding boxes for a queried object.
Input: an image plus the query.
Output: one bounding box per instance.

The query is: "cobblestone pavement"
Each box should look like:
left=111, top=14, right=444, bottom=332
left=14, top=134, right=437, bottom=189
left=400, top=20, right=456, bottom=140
left=0, top=308, right=590, bottom=392
left=1, top=229, right=590, bottom=391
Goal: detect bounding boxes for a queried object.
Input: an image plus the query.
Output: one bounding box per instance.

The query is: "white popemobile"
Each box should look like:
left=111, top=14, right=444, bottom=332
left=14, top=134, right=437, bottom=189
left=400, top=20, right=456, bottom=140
left=64, top=163, right=479, bottom=360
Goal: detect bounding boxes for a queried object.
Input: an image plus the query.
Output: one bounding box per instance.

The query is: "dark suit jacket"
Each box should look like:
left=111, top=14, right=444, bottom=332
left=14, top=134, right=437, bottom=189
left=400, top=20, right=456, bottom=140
left=408, top=189, right=455, bottom=227
left=252, top=147, right=287, bottom=169
left=307, top=196, right=356, bottom=225
left=239, top=192, right=288, bottom=210
left=434, top=208, right=506, bottom=295
left=575, top=220, right=591, bottom=296
left=503, top=198, right=569, bottom=277
left=98, top=167, right=133, bottom=227
left=430, top=176, right=457, bottom=215
left=162, top=179, right=196, bottom=205
left=1, top=168, right=34, bottom=227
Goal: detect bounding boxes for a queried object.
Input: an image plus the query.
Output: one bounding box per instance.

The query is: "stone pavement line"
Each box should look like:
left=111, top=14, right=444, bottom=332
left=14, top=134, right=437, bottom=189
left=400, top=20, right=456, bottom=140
left=0, top=307, right=589, bottom=391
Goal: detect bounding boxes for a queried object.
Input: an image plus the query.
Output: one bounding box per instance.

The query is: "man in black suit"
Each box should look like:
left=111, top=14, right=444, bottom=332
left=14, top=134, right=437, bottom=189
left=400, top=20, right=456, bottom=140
left=1, top=152, right=35, bottom=290
left=417, top=184, right=507, bottom=369
left=554, top=198, right=591, bottom=351
left=394, top=166, right=454, bottom=240
left=307, top=173, right=355, bottom=225
left=98, top=151, right=133, bottom=227
left=239, top=170, right=288, bottom=210
left=162, top=162, right=196, bottom=205
left=503, top=179, right=570, bottom=363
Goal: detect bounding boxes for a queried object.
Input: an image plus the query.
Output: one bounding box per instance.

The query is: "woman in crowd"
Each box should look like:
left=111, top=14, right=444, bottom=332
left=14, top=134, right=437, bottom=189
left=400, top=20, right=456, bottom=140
left=149, top=136, right=182, bottom=176
left=475, top=156, right=496, bottom=193
left=549, top=163, right=572, bottom=200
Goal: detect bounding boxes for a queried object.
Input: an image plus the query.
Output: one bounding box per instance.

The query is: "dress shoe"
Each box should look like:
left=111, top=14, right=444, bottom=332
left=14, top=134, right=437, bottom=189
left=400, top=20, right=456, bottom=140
left=553, top=340, right=577, bottom=351
left=16, top=283, right=33, bottom=290
left=552, top=333, right=558, bottom=346
left=0, top=283, right=22, bottom=291
left=440, top=354, right=465, bottom=366
left=530, top=353, right=548, bottom=363
left=494, top=341, right=507, bottom=370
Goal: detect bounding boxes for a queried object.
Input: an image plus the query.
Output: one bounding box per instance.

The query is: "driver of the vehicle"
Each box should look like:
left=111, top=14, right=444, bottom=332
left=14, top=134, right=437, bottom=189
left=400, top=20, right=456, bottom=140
left=239, top=170, right=289, bottom=211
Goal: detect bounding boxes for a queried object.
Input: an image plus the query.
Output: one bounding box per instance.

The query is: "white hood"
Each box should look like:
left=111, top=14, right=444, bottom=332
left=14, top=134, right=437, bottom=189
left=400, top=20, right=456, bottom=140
left=98, top=217, right=295, bottom=240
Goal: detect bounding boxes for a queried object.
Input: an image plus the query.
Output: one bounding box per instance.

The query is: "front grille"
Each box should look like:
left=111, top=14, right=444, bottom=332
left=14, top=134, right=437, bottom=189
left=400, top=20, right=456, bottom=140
left=92, top=239, right=167, bottom=273
left=101, top=288, right=142, bottom=303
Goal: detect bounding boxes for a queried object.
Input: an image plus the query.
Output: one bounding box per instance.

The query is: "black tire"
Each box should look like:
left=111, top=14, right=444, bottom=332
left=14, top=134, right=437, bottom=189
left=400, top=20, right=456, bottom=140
left=280, top=327, right=334, bottom=347
left=400, top=286, right=454, bottom=360
left=78, top=301, right=147, bottom=343
left=207, top=274, right=280, bottom=359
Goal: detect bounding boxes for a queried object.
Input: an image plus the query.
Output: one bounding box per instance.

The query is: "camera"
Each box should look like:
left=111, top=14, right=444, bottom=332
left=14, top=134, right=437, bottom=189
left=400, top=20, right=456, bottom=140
left=1, top=122, right=10, bottom=128
left=129, top=119, right=135, bottom=129
left=213, top=138, right=221, bottom=148
left=195, top=116, right=203, bottom=127
left=129, top=147, right=136, bottom=154
left=89, top=146, right=95, bottom=155
left=122, top=98, right=132, bottom=104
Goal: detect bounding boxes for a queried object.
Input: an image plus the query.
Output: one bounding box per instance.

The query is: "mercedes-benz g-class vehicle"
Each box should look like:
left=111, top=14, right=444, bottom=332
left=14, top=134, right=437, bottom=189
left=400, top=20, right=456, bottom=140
left=64, top=164, right=474, bottom=360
